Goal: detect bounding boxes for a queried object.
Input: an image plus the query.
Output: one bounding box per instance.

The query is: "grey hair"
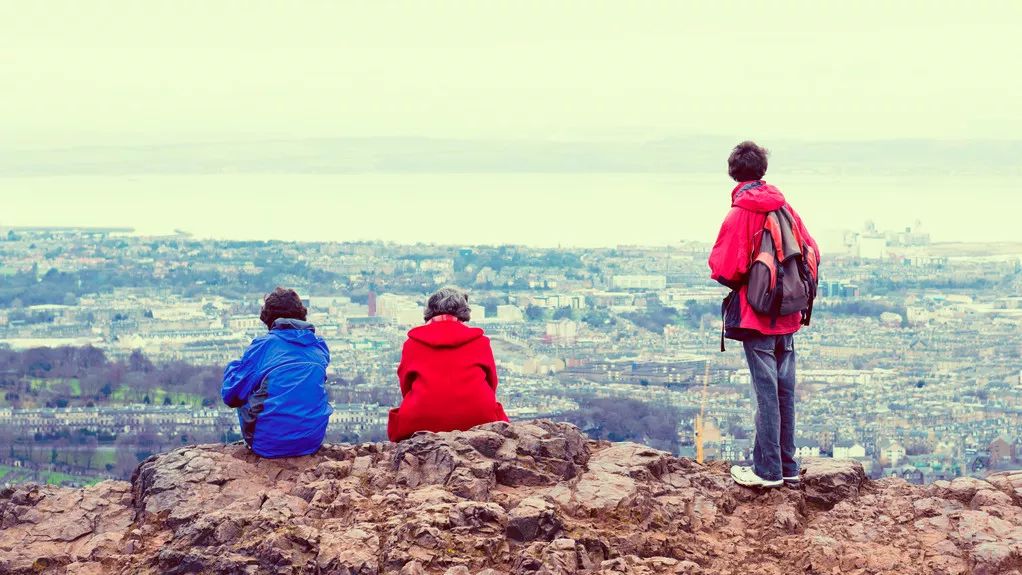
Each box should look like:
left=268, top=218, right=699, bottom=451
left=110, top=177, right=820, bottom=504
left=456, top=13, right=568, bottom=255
left=424, top=286, right=471, bottom=322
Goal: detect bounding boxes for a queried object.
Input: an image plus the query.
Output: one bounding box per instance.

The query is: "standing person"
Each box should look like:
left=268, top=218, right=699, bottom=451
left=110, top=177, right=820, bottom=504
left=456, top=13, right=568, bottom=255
left=709, top=141, right=820, bottom=488
left=222, top=287, right=332, bottom=458
left=388, top=287, right=508, bottom=442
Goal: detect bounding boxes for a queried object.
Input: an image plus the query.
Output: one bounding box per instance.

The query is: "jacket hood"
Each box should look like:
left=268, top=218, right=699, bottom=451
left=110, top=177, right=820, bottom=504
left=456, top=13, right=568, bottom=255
left=731, top=180, right=786, bottom=213
left=270, top=318, right=321, bottom=346
left=408, top=320, right=485, bottom=348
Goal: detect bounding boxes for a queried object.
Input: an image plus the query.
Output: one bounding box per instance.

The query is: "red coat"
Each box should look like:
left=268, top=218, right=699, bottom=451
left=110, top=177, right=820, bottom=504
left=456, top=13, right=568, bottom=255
left=388, top=317, right=508, bottom=442
left=708, top=181, right=821, bottom=336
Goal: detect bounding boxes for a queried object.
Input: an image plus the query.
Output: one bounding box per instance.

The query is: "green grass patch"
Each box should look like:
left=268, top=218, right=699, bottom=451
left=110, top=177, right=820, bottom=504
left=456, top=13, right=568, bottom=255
left=28, top=377, right=82, bottom=396
left=10, top=447, right=117, bottom=472
left=0, top=465, right=104, bottom=487
left=0, top=465, right=31, bottom=484
left=110, top=385, right=130, bottom=402
left=93, top=448, right=117, bottom=468
left=108, top=386, right=205, bottom=407
left=152, top=389, right=205, bottom=407
left=43, top=471, right=101, bottom=487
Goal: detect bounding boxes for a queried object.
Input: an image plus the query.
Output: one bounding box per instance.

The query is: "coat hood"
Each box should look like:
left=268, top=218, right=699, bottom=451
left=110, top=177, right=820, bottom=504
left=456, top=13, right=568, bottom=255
left=269, top=318, right=321, bottom=346
left=407, top=320, right=485, bottom=348
left=731, top=180, right=786, bottom=213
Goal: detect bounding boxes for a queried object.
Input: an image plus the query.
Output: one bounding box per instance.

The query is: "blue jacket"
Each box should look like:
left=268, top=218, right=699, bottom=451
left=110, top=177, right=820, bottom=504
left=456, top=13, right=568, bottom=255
left=221, top=319, right=332, bottom=458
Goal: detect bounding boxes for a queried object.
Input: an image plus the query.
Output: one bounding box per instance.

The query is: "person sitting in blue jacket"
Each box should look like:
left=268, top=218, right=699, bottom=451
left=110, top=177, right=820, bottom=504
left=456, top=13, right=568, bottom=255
left=221, top=287, right=332, bottom=458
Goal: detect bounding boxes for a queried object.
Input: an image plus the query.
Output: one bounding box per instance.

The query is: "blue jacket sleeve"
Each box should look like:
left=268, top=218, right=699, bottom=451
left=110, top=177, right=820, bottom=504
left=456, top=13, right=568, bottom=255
left=222, top=338, right=268, bottom=408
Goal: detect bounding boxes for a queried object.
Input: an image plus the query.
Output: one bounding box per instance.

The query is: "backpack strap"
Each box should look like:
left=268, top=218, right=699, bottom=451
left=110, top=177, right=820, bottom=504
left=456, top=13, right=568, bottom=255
left=720, top=318, right=726, bottom=352
left=764, top=213, right=784, bottom=257
left=720, top=294, right=727, bottom=352
left=770, top=262, right=784, bottom=327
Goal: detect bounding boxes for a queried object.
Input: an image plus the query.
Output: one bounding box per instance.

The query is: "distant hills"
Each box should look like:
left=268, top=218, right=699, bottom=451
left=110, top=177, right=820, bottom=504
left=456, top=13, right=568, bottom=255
left=2, top=137, right=1020, bottom=176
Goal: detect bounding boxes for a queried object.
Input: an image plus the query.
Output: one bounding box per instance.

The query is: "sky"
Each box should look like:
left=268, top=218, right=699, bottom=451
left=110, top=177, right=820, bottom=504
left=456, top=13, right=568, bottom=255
left=2, top=1, right=1021, bottom=148
left=1, top=2, right=1020, bottom=247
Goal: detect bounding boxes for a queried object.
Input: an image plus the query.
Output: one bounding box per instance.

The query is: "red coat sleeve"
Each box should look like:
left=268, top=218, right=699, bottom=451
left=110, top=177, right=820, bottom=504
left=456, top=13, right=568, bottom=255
left=480, top=337, right=499, bottom=391
left=708, top=207, right=754, bottom=288
left=397, top=340, right=416, bottom=396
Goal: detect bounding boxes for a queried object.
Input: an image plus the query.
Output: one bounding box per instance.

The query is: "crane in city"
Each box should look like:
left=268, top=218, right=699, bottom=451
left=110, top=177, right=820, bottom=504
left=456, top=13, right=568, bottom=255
left=695, top=361, right=710, bottom=464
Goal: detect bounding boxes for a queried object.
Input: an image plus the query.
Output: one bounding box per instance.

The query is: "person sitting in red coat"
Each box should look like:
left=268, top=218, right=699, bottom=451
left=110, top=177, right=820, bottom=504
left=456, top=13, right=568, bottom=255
left=388, top=287, right=509, bottom=442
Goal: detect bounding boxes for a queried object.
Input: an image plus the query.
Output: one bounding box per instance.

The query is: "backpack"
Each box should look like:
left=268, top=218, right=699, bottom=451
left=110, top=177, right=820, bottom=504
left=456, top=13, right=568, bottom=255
left=746, top=206, right=819, bottom=326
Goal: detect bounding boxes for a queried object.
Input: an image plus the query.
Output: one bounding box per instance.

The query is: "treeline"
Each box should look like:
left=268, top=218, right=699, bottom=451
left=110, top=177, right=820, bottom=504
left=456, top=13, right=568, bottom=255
left=454, top=247, right=584, bottom=273
left=865, top=277, right=1004, bottom=294
left=621, top=296, right=680, bottom=334
left=329, top=374, right=401, bottom=407
left=562, top=395, right=683, bottom=454
left=0, top=255, right=346, bottom=307
left=0, top=346, right=222, bottom=408
left=0, top=266, right=139, bottom=307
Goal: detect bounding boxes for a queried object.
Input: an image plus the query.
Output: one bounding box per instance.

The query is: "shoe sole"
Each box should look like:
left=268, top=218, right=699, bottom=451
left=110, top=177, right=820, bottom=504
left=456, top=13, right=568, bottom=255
left=732, top=476, right=784, bottom=488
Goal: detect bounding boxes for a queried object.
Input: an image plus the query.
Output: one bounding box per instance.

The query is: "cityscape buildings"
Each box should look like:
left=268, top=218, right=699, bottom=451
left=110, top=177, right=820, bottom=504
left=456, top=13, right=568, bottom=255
left=0, top=225, right=1019, bottom=486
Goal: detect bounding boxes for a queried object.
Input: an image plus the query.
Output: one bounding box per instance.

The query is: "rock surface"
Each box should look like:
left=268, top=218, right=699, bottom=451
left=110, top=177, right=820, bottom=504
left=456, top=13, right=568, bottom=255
left=0, top=420, right=1020, bottom=574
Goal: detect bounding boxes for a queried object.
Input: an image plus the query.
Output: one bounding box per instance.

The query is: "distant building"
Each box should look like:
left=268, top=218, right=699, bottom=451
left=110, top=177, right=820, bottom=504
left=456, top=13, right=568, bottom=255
left=522, top=357, right=566, bottom=375
left=890, top=465, right=926, bottom=485
left=882, top=441, right=906, bottom=467
left=820, top=281, right=859, bottom=299
left=563, top=356, right=706, bottom=388
left=495, top=305, right=525, bottom=323
left=367, top=291, right=377, bottom=317
left=857, top=236, right=887, bottom=260
left=795, top=439, right=821, bottom=459
left=990, top=436, right=1014, bottom=465
left=375, top=293, right=421, bottom=326
left=227, top=316, right=262, bottom=332
left=544, top=319, right=577, bottom=344
left=611, top=275, right=667, bottom=290
left=891, top=221, right=930, bottom=247
left=833, top=442, right=867, bottom=460
left=530, top=294, right=586, bottom=310
left=308, top=295, right=353, bottom=312
left=879, top=312, right=903, bottom=327
left=328, top=404, right=387, bottom=433
left=800, top=426, right=837, bottom=452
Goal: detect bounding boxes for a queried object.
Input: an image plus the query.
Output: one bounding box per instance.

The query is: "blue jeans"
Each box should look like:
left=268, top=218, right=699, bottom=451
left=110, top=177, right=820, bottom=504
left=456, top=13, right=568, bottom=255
left=742, top=333, right=798, bottom=481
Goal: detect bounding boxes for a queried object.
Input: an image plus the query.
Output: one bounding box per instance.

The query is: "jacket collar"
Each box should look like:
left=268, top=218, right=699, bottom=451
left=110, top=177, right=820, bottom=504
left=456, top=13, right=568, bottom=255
left=731, top=180, right=765, bottom=204
left=428, top=314, right=461, bottom=324
left=271, top=318, right=316, bottom=332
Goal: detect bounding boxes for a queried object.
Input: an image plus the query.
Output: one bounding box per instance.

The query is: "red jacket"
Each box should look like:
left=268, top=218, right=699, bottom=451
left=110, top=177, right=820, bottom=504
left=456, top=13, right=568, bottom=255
left=708, top=181, right=820, bottom=336
left=388, top=317, right=508, bottom=442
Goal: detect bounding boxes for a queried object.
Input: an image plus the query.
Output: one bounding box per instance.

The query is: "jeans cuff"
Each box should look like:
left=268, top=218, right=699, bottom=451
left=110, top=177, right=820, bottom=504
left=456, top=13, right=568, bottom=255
left=754, top=464, right=782, bottom=482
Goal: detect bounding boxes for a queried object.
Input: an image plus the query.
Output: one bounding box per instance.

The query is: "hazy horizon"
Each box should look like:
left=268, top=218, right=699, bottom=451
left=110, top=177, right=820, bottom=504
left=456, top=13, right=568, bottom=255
left=2, top=172, right=1018, bottom=250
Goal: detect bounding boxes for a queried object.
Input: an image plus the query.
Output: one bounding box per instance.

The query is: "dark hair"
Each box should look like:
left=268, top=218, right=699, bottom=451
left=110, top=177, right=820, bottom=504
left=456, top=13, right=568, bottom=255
left=260, top=287, right=308, bottom=328
left=424, top=286, right=471, bottom=322
left=728, top=141, right=769, bottom=182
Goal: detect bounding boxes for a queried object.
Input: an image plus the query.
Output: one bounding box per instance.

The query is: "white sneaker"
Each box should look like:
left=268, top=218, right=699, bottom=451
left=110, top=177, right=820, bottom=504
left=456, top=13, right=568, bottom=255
left=731, top=465, right=783, bottom=488
left=783, top=474, right=802, bottom=485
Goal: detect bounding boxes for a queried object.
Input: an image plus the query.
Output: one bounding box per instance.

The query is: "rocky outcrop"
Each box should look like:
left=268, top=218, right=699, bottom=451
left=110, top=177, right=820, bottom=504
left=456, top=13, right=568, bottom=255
left=1, top=420, right=1020, bottom=574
